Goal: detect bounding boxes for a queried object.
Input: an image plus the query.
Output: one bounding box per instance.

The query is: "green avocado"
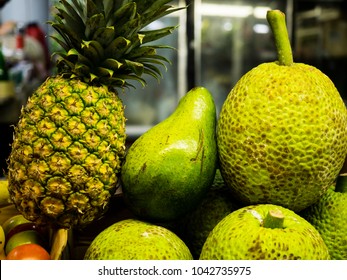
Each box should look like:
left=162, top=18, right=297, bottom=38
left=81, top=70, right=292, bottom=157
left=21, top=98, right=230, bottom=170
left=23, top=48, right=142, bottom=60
left=121, top=87, right=218, bottom=222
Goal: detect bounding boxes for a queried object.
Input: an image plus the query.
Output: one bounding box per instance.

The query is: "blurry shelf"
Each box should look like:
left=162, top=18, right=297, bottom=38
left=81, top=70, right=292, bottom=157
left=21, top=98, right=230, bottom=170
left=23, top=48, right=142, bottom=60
left=126, top=125, right=152, bottom=141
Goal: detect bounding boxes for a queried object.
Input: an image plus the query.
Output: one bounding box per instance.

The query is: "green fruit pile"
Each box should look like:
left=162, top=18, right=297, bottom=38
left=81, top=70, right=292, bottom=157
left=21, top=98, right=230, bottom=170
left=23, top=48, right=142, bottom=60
left=82, top=10, right=347, bottom=260
left=182, top=170, right=240, bottom=259
left=0, top=0, right=344, bottom=261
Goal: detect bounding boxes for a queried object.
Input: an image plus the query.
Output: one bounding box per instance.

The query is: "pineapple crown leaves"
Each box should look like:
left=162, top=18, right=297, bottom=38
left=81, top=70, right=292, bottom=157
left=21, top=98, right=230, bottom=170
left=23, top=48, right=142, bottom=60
left=49, top=0, right=184, bottom=89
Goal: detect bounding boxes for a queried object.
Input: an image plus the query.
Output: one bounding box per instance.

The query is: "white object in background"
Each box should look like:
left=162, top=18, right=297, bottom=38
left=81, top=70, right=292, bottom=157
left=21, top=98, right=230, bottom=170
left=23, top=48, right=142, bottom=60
left=0, top=0, right=49, bottom=33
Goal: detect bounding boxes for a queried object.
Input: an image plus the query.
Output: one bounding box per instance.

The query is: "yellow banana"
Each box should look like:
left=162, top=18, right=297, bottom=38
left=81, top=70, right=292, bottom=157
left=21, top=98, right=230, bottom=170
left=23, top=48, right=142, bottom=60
left=0, top=205, right=20, bottom=225
left=0, top=225, right=5, bottom=249
left=0, top=180, right=11, bottom=207
left=50, top=228, right=69, bottom=260
left=0, top=250, right=5, bottom=260
left=0, top=225, right=5, bottom=260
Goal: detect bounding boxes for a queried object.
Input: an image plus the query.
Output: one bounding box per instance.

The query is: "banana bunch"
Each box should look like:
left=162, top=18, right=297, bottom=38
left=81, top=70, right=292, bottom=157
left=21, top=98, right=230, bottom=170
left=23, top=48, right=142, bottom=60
left=0, top=179, right=14, bottom=259
left=0, top=225, right=5, bottom=259
left=0, top=180, right=18, bottom=228
left=0, top=204, right=19, bottom=227
left=0, top=180, right=11, bottom=207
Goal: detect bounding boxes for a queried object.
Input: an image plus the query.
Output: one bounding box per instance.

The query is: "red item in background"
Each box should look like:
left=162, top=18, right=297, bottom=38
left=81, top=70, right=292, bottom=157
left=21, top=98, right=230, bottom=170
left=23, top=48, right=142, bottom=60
left=25, top=22, right=50, bottom=71
left=16, top=31, right=24, bottom=49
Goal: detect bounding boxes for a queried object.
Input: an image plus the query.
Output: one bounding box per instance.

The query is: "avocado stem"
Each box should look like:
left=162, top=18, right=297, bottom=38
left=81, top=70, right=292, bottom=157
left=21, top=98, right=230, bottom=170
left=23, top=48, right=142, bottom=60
left=267, top=10, right=293, bottom=66
left=335, top=173, right=347, bottom=193
left=263, top=209, right=285, bottom=229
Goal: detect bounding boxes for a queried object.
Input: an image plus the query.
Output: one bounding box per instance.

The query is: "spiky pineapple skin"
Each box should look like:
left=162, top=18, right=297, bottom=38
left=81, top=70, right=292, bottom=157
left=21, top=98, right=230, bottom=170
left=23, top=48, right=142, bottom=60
left=8, top=75, right=126, bottom=228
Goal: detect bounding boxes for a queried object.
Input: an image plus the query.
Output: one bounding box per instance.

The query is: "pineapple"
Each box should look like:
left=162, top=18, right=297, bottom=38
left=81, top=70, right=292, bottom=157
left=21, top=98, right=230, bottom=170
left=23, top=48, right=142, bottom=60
left=7, top=0, right=182, bottom=229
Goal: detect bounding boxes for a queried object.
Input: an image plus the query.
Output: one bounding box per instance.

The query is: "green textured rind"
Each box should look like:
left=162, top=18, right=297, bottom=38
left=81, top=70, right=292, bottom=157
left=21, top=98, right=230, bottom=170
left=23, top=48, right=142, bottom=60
left=7, top=76, right=126, bottom=228
left=301, top=185, right=347, bottom=259
left=84, top=219, right=193, bottom=260
left=217, top=62, right=347, bottom=212
left=200, top=204, right=330, bottom=260
left=121, top=87, right=218, bottom=222
left=183, top=170, right=240, bottom=259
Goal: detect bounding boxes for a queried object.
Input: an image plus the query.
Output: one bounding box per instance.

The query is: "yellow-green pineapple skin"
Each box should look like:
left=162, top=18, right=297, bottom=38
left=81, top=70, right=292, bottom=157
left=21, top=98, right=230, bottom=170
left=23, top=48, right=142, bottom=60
left=8, top=76, right=126, bottom=228
left=301, top=185, right=347, bottom=259
left=200, top=204, right=330, bottom=260
left=6, top=0, right=182, bottom=229
left=217, top=62, right=347, bottom=212
left=84, top=219, right=193, bottom=260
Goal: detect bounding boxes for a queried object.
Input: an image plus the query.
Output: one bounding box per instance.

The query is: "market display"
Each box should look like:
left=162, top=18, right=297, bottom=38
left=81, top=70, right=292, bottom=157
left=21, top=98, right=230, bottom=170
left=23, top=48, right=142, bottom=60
left=0, top=2, right=346, bottom=261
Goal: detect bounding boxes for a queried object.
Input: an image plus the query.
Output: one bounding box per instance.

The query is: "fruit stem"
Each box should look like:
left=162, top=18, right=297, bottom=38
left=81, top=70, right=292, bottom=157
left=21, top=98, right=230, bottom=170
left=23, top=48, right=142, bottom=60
left=267, top=10, right=293, bottom=66
left=263, top=209, right=285, bottom=229
left=335, top=173, right=347, bottom=193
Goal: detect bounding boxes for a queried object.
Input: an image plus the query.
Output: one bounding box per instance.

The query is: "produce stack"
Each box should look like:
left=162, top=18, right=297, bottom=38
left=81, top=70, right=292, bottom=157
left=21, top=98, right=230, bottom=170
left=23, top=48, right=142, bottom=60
left=0, top=180, right=71, bottom=259
left=1, top=1, right=347, bottom=260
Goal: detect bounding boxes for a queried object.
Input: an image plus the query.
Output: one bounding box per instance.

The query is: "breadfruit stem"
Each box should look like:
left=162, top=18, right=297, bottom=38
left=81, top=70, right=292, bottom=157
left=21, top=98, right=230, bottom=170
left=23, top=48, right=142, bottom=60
left=335, top=173, right=347, bottom=193
left=267, top=10, right=293, bottom=66
left=263, top=209, right=285, bottom=229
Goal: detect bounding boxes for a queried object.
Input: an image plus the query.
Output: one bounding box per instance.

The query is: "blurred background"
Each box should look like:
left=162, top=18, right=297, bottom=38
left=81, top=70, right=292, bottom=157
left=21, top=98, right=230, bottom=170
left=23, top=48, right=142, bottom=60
left=0, top=0, right=347, bottom=177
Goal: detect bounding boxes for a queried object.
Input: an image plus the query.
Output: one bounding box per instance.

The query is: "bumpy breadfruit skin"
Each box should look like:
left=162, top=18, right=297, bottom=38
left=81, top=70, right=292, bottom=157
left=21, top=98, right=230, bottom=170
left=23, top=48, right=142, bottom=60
left=199, top=204, right=330, bottom=260
left=84, top=219, right=193, bottom=260
left=301, top=186, right=347, bottom=260
left=183, top=171, right=240, bottom=259
left=217, top=62, right=347, bottom=212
